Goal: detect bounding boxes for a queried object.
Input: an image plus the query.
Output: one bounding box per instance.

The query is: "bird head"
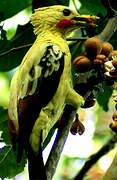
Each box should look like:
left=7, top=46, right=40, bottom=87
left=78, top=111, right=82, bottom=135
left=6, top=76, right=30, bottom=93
left=31, top=5, right=99, bottom=37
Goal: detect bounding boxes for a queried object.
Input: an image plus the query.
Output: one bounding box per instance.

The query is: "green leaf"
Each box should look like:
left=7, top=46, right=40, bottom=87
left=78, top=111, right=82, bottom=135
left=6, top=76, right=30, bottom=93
left=70, top=41, right=84, bottom=61
left=37, top=0, right=70, bottom=7
left=0, top=145, right=27, bottom=179
left=42, top=127, right=56, bottom=150
left=0, top=0, right=32, bottom=21
left=0, top=107, right=10, bottom=144
left=109, top=31, right=117, bottom=50
left=79, top=0, right=107, bottom=16
left=57, top=0, right=70, bottom=6
left=0, top=23, right=35, bottom=72
left=96, top=82, right=113, bottom=111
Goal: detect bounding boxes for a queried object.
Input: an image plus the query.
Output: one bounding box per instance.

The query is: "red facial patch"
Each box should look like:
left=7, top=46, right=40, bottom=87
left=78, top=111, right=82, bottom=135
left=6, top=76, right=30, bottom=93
left=56, top=19, right=74, bottom=28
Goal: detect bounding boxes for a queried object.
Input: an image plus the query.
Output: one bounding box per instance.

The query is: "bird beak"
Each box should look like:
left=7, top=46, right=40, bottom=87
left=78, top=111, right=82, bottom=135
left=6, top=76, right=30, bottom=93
left=72, top=15, right=99, bottom=27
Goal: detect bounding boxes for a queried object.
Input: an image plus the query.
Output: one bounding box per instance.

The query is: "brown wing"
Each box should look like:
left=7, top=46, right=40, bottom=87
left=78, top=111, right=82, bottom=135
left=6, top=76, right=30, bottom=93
left=16, top=44, right=65, bottom=162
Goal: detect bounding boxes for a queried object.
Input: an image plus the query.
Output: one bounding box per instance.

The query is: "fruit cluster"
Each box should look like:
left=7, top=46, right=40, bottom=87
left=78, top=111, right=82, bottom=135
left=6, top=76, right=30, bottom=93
left=73, top=37, right=114, bottom=73
left=110, top=84, right=117, bottom=136
left=72, top=37, right=117, bottom=136
left=104, top=51, right=117, bottom=78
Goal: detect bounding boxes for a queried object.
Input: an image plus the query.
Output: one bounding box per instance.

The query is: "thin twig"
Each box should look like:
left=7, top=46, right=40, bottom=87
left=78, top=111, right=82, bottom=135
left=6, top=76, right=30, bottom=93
left=45, top=105, right=77, bottom=180
left=0, top=38, right=86, bottom=58
left=0, top=44, right=32, bottom=57
left=72, top=0, right=80, bottom=13
left=96, top=15, right=117, bottom=41
left=108, top=0, right=117, bottom=16
left=74, top=136, right=115, bottom=180
left=67, top=37, right=87, bottom=41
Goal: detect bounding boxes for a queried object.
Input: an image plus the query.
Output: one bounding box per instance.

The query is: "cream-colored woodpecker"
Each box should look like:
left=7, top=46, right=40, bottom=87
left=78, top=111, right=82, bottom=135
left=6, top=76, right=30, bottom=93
left=8, top=5, right=98, bottom=177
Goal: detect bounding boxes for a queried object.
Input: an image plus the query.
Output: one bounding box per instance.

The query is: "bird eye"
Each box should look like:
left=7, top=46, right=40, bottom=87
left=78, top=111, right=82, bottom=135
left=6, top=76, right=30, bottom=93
left=63, top=9, right=71, bottom=16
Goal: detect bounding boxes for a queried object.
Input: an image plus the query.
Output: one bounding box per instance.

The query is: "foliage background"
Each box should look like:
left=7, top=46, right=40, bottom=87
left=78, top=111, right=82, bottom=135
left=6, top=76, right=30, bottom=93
left=0, top=0, right=117, bottom=179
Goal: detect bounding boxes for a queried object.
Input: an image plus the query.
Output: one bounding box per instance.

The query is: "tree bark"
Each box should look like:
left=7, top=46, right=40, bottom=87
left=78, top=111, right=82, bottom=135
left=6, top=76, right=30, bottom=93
left=45, top=106, right=77, bottom=180
left=103, top=152, right=117, bottom=180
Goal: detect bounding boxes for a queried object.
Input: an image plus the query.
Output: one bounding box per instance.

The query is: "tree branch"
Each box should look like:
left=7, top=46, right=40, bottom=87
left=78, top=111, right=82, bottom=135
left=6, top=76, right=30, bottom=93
left=103, top=150, right=117, bottom=180
left=96, top=15, right=117, bottom=41
left=0, top=44, right=32, bottom=57
left=0, top=38, right=86, bottom=58
left=74, top=136, right=115, bottom=180
left=45, top=105, right=77, bottom=180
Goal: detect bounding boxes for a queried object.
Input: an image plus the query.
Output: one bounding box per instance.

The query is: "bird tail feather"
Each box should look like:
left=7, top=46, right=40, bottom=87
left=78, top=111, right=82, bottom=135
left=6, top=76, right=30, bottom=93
left=28, top=132, right=47, bottom=180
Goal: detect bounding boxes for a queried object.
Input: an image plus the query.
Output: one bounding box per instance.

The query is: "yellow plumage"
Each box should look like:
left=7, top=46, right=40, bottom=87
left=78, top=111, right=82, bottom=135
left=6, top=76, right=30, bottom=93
left=8, top=5, right=97, bottom=156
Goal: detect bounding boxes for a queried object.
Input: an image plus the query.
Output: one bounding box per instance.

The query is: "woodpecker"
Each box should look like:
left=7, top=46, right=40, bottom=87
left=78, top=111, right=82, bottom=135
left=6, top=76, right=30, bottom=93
left=8, top=5, right=98, bottom=179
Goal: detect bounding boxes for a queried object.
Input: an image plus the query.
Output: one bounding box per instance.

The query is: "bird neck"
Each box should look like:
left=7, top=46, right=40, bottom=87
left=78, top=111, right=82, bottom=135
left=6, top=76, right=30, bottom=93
left=35, top=30, right=67, bottom=44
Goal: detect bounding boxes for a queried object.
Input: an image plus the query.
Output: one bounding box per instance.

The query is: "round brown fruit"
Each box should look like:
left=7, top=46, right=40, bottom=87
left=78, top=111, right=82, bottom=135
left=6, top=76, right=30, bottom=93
left=112, top=111, right=117, bottom=121
left=101, top=42, right=113, bottom=57
left=93, top=59, right=103, bottom=68
left=109, top=51, right=117, bottom=60
left=112, top=58, right=117, bottom=69
left=96, top=54, right=106, bottom=62
left=84, top=37, right=102, bottom=59
left=105, top=57, right=109, bottom=62
left=70, top=119, right=85, bottom=135
left=109, top=122, right=117, bottom=133
left=73, top=56, right=91, bottom=73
